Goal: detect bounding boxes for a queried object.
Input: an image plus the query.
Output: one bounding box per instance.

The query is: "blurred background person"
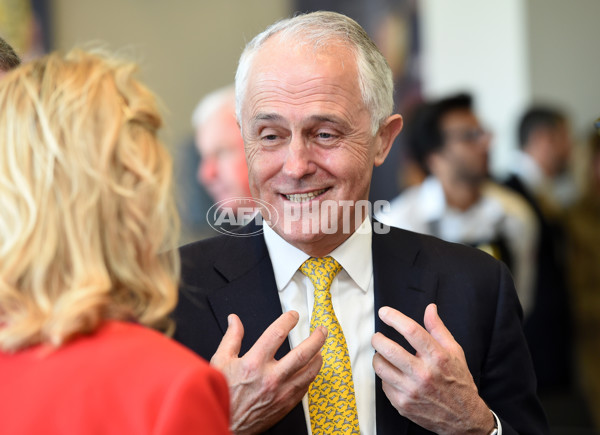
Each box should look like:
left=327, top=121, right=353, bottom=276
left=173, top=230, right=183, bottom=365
left=502, top=105, right=594, bottom=430
left=0, top=49, right=230, bottom=434
left=503, top=106, right=574, bottom=392
left=0, top=36, right=20, bottom=77
left=191, top=84, right=251, bottom=209
left=377, top=93, right=538, bottom=316
left=187, top=84, right=254, bottom=234
left=506, top=106, right=576, bottom=213
left=565, top=126, right=600, bottom=431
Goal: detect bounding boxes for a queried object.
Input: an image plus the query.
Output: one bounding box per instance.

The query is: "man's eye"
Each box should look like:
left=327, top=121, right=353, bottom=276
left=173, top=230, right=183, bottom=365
left=259, top=132, right=284, bottom=146
left=318, top=132, right=333, bottom=139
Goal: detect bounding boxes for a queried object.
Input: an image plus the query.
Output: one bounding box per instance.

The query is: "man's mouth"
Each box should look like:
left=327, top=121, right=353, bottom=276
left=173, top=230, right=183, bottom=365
left=284, top=188, right=328, bottom=203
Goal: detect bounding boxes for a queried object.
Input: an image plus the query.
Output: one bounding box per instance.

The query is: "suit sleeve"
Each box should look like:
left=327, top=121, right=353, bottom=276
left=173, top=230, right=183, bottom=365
left=480, top=261, right=549, bottom=434
left=153, top=363, right=231, bottom=435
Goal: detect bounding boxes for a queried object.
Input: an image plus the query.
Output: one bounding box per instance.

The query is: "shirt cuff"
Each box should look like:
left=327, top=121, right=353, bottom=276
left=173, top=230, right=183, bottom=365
left=490, top=409, right=502, bottom=435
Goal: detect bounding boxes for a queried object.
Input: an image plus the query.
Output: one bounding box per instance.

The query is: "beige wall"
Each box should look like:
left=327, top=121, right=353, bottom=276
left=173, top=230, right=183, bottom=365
left=420, top=0, right=600, bottom=176
left=52, top=0, right=292, bottom=149
left=528, top=0, right=600, bottom=136
left=420, top=0, right=529, bottom=176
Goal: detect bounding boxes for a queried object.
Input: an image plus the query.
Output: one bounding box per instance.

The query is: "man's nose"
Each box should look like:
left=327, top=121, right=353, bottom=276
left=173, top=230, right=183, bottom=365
left=281, top=135, right=316, bottom=179
left=478, top=130, right=492, bottom=151
left=198, top=159, right=217, bottom=185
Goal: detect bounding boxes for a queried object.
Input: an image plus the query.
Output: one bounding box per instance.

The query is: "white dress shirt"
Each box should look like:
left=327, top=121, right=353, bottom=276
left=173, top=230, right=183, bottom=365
left=511, top=150, right=546, bottom=195
left=263, top=218, right=376, bottom=435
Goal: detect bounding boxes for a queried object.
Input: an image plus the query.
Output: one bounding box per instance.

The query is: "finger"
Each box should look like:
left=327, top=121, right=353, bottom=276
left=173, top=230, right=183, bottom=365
left=282, top=347, right=324, bottom=396
left=372, top=351, right=413, bottom=394
left=211, top=313, right=244, bottom=367
left=423, top=304, right=464, bottom=357
left=245, top=311, right=301, bottom=362
left=277, top=325, right=327, bottom=380
left=381, top=381, right=411, bottom=417
left=371, top=331, right=419, bottom=375
left=378, top=306, right=438, bottom=356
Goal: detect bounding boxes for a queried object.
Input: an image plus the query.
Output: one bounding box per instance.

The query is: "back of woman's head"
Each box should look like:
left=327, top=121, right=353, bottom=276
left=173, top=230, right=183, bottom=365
left=0, top=49, right=180, bottom=352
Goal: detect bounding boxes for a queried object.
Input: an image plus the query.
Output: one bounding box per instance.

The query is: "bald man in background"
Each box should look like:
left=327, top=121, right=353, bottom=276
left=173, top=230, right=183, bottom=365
left=191, top=84, right=252, bottom=210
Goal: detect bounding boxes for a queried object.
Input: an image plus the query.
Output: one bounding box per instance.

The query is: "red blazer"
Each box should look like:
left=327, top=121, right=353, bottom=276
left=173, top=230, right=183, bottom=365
left=0, top=321, right=230, bottom=434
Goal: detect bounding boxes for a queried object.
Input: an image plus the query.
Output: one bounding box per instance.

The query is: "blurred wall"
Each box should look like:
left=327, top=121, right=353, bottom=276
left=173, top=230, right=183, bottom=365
left=419, top=0, right=600, bottom=177
left=419, top=0, right=530, bottom=176
left=528, top=0, right=600, bottom=137
left=52, top=0, right=292, bottom=150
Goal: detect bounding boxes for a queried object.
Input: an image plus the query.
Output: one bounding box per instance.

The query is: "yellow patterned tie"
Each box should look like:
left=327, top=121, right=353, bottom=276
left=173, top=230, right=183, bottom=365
left=300, top=257, right=361, bottom=435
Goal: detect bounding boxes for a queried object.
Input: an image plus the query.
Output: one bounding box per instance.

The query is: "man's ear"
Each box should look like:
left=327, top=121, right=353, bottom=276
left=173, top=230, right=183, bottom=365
left=374, top=114, right=403, bottom=167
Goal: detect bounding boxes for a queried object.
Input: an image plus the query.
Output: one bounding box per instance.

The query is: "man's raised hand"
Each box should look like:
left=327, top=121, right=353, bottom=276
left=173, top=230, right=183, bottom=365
left=211, top=311, right=326, bottom=435
left=372, top=304, right=495, bottom=435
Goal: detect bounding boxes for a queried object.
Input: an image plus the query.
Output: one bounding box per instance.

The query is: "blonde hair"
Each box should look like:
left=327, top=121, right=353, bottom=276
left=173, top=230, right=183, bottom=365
left=0, top=49, right=180, bottom=352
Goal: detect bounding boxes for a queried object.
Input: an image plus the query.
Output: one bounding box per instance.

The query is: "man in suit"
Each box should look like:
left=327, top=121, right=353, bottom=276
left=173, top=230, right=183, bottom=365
left=174, top=11, right=548, bottom=435
left=503, top=106, right=573, bottom=392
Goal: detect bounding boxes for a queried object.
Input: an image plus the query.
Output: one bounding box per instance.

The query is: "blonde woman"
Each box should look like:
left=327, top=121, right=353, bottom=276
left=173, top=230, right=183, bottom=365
left=0, top=49, right=230, bottom=434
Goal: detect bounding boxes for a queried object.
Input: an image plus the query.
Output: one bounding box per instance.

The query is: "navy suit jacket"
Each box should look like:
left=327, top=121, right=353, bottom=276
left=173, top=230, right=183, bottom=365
left=173, top=222, right=549, bottom=434
left=502, top=174, right=573, bottom=390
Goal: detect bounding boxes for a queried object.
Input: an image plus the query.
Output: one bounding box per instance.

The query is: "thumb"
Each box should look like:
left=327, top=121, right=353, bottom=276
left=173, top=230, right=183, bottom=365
left=211, top=313, right=244, bottom=368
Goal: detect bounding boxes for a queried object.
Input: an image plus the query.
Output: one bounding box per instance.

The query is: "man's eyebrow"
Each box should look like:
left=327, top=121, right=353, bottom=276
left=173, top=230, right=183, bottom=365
left=250, top=113, right=350, bottom=129
left=310, top=115, right=344, bottom=125
left=309, top=115, right=352, bottom=131
left=252, top=113, right=284, bottom=123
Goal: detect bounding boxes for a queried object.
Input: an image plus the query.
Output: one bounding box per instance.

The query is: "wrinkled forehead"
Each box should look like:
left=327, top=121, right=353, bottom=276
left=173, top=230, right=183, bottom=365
left=235, top=27, right=370, bottom=122
left=244, top=36, right=360, bottom=102
left=256, top=33, right=354, bottom=71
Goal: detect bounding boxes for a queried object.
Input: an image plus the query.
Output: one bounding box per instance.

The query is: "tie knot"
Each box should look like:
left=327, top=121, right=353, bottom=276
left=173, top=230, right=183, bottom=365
left=299, top=256, right=342, bottom=292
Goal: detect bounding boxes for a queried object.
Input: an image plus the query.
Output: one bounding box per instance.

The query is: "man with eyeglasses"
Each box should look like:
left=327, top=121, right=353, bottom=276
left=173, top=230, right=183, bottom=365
left=377, top=93, right=538, bottom=317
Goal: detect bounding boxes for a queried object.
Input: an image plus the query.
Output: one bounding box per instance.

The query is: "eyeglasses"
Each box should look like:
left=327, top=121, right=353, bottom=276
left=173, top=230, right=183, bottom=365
left=442, top=127, right=490, bottom=145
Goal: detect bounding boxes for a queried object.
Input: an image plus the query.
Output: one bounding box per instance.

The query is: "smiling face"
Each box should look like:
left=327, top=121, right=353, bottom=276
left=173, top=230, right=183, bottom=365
left=240, top=36, right=402, bottom=256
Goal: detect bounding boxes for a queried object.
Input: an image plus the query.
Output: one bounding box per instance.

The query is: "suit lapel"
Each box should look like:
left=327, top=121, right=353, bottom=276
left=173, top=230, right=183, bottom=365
left=372, top=225, right=439, bottom=435
left=205, top=223, right=309, bottom=435
left=206, top=222, right=291, bottom=360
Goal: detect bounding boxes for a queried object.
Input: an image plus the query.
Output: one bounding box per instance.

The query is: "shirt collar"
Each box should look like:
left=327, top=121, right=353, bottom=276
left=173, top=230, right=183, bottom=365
left=419, top=176, right=504, bottom=222
left=263, top=217, right=373, bottom=293
left=512, top=150, right=547, bottom=193
left=419, top=176, right=448, bottom=222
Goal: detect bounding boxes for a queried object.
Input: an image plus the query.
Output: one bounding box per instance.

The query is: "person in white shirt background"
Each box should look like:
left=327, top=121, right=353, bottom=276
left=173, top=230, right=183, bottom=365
left=376, top=93, right=538, bottom=317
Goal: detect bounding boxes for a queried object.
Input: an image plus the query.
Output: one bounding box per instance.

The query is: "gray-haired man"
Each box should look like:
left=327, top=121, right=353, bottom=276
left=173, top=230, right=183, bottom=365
left=174, top=11, right=549, bottom=435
